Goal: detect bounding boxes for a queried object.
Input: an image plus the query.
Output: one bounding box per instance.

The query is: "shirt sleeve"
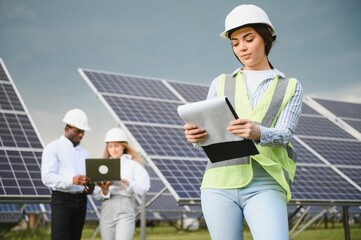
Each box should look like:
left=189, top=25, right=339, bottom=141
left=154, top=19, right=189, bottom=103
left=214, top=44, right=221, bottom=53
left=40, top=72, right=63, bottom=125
left=259, top=81, right=303, bottom=146
left=41, top=144, right=73, bottom=190
left=207, top=76, right=219, bottom=100
left=92, top=185, right=111, bottom=200
left=126, top=163, right=150, bottom=195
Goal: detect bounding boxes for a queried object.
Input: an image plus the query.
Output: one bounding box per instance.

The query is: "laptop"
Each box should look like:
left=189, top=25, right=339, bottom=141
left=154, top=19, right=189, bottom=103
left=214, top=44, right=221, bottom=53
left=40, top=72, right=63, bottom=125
left=85, top=158, right=121, bottom=182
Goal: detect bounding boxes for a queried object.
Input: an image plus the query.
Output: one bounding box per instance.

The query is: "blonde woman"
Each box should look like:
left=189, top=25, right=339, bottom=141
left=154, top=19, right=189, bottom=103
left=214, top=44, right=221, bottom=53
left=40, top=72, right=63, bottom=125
left=93, top=128, right=150, bottom=240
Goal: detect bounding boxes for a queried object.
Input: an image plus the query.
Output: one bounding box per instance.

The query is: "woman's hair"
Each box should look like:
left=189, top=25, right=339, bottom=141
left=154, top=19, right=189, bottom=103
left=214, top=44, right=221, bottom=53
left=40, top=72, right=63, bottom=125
left=228, top=23, right=276, bottom=69
left=103, top=142, right=143, bottom=164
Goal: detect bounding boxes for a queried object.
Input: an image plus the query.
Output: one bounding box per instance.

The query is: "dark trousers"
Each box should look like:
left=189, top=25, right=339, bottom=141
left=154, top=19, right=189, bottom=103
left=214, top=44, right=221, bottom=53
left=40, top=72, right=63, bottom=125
left=51, top=191, right=87, bottom=240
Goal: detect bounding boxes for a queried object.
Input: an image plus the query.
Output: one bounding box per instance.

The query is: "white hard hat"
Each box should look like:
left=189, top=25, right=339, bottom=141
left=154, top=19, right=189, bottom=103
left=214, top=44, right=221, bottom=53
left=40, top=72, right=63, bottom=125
left=62, top=108, right=91, bottom=131
left=220, top=4, right=276, bottom=39
left=104, top=128, right=128, bottom=142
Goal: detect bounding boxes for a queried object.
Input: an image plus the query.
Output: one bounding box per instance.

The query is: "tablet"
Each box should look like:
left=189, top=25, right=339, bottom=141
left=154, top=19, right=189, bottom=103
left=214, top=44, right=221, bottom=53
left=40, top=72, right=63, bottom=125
left=177, top=96, right=259, bottom=163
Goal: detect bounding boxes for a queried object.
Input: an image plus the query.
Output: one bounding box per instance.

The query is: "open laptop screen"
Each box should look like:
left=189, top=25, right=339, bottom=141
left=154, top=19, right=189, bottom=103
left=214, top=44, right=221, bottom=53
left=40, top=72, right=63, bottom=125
left=85, top=158, right=121, bottom=182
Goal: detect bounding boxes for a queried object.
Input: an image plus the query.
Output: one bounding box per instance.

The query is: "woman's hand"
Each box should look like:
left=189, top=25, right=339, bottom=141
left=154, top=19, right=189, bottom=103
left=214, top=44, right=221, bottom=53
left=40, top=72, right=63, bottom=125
left=121, top=179, right=129, bottom=187
left=227, top=119, right=261, bottom=141
left=183, top=123, right=207, bottom=143
left=97, top=181, right=113, bottom=195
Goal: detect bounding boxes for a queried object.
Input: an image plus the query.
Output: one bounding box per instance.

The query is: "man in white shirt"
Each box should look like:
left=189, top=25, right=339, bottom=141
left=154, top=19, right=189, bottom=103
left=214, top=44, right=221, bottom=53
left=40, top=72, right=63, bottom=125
left=41, top=108, right=94, bottom=240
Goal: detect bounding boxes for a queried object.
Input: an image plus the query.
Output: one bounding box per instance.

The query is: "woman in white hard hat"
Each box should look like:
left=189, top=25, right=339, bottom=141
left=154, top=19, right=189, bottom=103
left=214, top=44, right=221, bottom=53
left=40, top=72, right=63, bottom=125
left=183, top=4, right=303, bottom=240
left=93, top=128, right=150, bottom=240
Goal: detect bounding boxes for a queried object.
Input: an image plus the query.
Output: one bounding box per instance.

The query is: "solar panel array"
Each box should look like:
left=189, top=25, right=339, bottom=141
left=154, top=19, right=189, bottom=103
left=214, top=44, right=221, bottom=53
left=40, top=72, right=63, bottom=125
left=0, top=60, right=197, bottom=224
left=0, top=203, right=50, bottom=223
left=0, top=59, right=51, bottom=202
left=79, top=68, right=361, bottom=206
left=292, top=98, right=361, bottom=204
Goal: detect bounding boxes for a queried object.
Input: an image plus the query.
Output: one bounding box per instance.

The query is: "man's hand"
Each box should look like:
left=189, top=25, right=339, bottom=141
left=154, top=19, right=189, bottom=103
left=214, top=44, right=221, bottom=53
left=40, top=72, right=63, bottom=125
left=73, top=175, right=90, bottom=186
left=84, top=183, right=95, bottom=195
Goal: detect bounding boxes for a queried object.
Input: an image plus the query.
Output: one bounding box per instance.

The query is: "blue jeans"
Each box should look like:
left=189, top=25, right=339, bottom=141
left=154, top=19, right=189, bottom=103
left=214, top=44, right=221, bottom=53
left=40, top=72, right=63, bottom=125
left=201, top=162, right=289, bottom=240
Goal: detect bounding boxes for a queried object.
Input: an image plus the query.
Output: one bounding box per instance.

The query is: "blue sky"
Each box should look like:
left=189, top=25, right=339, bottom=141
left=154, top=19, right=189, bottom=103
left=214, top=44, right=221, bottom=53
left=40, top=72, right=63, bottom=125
left=1, top=0, right=360, bottom=157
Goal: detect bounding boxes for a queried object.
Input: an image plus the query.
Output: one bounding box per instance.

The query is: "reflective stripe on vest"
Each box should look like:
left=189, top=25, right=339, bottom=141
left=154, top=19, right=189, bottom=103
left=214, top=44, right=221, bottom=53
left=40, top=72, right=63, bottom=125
left=224, top=73, right=298, bottom=169
left=201, top=72, right=298, bottom=202
left=224, top=73, right=290, bottom=128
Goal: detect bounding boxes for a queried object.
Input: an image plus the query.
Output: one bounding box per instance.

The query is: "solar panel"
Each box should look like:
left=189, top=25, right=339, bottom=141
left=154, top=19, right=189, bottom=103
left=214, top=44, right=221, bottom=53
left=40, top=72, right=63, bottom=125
left=336, top=167, right=361, bottom=187
left=312, top=98, right=361, bottom=120
left=151, top=158, right=206, bottom=202
left=296, top=115, right=354, bottom=139
left=167, top=81, right=209, bottom=103
left=0, top=204, right=24, bottom=223
left=292, top=141, right=325, bottom=165
left=103, top=96, right=183, bottom=125
left=0, top=58, right=51, bottom=202
left=84, top=70, right=179, bottom=100
left=311, top=98, right=361, bottom=134
left=140, top=165, right=202, bottom=219
left=293, top=99, right=361, bottom=204
left=126, top=124, right=205, bottom=159
left=345, top=120, right=361, bottom=133
left=80, top=68, right=361, bottom=206
left=0, top=84, right=23, bottom=111
left=292, top=165, right=361, bottom=203
left=300, top=104, right=322, bottom=116
left=0, top=62, right=10, bottom=82
left=300, top=138, right=361, bottom=166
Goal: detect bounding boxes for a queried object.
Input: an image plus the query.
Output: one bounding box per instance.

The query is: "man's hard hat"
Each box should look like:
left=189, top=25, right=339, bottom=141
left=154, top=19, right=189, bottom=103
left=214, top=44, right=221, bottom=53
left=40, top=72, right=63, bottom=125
left=220, top=4, right=276, bottom=40
left=62, top=108, right=91, bottom=131
left=104, top=128, right=128, bottom=142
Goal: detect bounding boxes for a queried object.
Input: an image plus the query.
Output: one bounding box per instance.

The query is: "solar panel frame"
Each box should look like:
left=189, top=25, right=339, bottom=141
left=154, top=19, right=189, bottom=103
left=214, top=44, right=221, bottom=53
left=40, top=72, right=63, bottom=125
left=343, top=119, right=361, bottom=133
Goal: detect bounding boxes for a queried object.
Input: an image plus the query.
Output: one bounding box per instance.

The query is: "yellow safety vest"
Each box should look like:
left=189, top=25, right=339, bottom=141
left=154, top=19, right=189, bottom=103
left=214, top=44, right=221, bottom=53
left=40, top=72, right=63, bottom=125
left=200, top=72, right=298, bottom=202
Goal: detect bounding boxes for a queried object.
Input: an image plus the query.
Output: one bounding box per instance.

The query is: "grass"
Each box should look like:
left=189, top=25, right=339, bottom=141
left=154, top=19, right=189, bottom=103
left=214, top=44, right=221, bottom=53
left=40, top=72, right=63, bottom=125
left=2, top=221, right=361, bottom=240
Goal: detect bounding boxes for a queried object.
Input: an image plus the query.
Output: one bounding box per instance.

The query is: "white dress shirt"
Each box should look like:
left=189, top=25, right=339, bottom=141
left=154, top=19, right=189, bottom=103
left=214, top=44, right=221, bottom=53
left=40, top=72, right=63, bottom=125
left=41, top=135, right=90, bottom=193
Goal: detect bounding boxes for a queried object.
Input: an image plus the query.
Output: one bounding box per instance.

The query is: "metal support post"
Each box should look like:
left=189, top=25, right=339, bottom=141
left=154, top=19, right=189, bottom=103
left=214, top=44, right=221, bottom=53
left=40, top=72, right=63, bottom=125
left=140, top=193, right=146, bottom=240
left=343, top=206, right=350, bottom=240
